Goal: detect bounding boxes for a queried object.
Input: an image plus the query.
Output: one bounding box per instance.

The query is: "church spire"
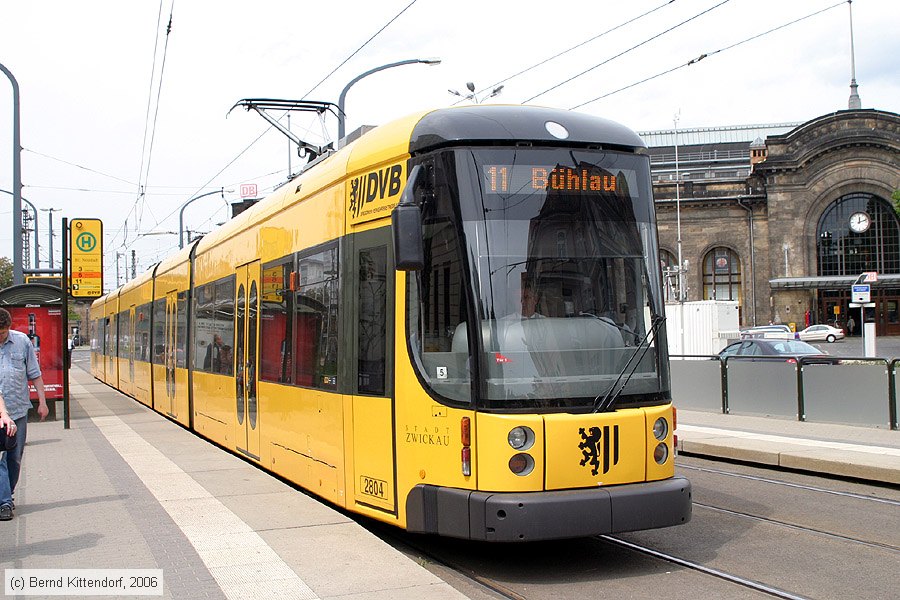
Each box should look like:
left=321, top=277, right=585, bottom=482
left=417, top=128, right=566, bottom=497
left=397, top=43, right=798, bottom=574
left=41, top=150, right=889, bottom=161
left=847, top=0, right=861, bottom=109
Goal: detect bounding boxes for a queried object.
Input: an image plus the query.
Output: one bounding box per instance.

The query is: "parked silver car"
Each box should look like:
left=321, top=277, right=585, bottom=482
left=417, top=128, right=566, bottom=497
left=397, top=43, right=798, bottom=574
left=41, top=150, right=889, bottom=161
left=797, top=324, right=844, bottom=343
left=739, top=325, right=797, bottom=340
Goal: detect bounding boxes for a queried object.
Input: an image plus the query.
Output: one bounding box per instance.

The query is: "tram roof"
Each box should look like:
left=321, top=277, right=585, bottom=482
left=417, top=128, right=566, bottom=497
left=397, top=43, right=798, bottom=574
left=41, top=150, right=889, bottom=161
left=410, top=105, right=646, bottom=153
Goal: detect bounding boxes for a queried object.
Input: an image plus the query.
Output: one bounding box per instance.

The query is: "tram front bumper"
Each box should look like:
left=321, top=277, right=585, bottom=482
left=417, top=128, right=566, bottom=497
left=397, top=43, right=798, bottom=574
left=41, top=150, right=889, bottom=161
left=405, top=476, right=692, bottom=542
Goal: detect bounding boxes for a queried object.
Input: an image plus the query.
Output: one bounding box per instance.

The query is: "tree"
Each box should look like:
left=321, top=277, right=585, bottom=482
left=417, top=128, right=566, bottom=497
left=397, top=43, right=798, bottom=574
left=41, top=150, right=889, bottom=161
left=893, top=189, right=900, bottom=216
left=0, top=256, right=12, bottom=289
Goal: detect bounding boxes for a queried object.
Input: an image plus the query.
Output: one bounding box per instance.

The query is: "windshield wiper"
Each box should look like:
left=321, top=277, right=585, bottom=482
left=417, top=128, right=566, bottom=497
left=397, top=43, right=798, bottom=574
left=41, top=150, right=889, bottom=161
left=489, top=257, right=575, bottom=277
left=592, top=315, right=665, bottom=413
left=579, top=312, right=642, bottom=346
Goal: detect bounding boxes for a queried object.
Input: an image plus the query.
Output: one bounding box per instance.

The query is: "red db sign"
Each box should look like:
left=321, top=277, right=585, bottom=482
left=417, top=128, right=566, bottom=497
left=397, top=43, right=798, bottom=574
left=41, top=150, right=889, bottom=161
left=240, top=183, right=258, bottom=198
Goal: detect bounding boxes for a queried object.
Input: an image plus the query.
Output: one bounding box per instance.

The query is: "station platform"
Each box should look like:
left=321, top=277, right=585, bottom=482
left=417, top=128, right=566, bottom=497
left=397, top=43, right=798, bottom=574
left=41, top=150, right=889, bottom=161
left=1, top=355, right=467, bottom=600
left=3, top=352, right=897, bottom=599
left=677, top=409, right=900, bottom=486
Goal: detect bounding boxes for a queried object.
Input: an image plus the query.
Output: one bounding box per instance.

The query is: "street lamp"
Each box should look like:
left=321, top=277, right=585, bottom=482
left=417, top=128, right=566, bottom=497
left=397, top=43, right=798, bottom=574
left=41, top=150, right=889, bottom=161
left=1, top=62, right=23, bottom=284
left=448, top=82, right=504, bottom=104
left=337, top=58, right=441, bottom=141
left=179, top=188, right=226, bottom=249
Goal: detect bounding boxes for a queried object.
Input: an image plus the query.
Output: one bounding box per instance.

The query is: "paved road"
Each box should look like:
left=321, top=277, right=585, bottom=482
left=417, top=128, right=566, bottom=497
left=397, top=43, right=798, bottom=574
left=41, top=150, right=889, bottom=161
left=808, top=334, right=900, bottom=359
left=393, top=454, right=900, bottom=600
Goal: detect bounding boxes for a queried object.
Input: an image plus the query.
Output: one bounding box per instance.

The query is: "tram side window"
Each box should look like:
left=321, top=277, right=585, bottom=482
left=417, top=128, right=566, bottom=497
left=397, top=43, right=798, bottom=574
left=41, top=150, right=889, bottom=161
left=215, top=277, right=235, bottom=375
left=176, top=292, right=188, bottom=369
left=260, top=259, right=294, bottom=384
left=117, top=312, right=129, bottom=359
left=101, top=317, right=109, bottom=355
left=151, top=298, right=166, bottom=364
left=408, top=157, right=471, bottom=403
left=193, top=283, right=216, bottom=372
left=192, top=279, right=236, bottom=375
left=109, top=314, right=117, bottom=358
left=295, top=245, right=339, bottom=390
left=358, top=247, right=387, bottom=396
left=136, top=303, right=152, bottom=362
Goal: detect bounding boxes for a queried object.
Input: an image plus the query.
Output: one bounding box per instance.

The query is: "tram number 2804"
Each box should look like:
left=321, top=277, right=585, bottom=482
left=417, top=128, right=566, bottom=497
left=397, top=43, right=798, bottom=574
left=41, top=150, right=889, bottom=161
left=360, top=476, right=388, bottom=500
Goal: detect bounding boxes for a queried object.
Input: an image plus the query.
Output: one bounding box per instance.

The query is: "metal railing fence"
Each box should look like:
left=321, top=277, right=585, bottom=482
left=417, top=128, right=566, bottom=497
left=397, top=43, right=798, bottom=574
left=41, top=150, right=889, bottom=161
left=670, top=354, right=899, bottom=430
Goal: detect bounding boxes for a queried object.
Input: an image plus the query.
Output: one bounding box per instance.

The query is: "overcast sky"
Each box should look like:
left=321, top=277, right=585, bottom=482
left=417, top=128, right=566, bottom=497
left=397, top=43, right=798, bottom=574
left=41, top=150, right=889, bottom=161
left=2, top=0, right=898, bottom=288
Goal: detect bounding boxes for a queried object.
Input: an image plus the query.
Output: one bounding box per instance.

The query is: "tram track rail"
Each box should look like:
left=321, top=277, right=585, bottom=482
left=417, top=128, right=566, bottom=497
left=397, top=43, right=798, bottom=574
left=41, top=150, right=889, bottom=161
left=380, top=458, right=900, bottom=600
left=678, top=460, right=900, bottom=551
left=678, top=463, right=900, bottom=505
left=389, top=523, right=821, bottom=600
left=602, top=458, right=900, bottom=599
left=367, top=524, right=526, bottom=600
left=693, top=501, right=900, bottom=553
left=598, top=535, right=812, bottom=600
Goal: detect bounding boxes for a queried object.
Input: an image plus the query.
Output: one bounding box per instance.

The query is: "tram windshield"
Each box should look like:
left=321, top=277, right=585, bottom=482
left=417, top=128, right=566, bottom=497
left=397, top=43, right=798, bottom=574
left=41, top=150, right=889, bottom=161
left=409, top=147, right=669, bottom=410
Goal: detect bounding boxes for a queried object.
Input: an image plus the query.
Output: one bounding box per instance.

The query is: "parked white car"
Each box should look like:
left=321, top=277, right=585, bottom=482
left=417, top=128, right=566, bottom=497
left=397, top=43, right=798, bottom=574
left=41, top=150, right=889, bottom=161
left=739, top=325, right=797, bottom=340
left=797, top=324, right=845, bottom=343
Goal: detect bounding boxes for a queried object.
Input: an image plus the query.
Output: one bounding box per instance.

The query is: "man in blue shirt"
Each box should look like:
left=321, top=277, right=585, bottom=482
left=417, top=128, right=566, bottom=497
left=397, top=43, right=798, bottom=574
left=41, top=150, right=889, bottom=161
left=0, top=307, right=49, bottom=521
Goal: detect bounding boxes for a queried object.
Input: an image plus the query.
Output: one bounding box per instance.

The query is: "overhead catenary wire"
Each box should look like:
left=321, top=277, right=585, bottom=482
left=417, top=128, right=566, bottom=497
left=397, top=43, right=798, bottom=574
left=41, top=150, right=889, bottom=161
left=23, top=148, right=137, bottom=186
left=466, top=0, right=677, bottom=102
left=108, top=0, right=175, bottom=255
left=186, top=167, right=287, bottom=235
left=523, top=0, right=732, bottom=104
left=298, top=0, right=420, bottom=101
left=135, top=1, right=176, bottom=234
left=152, top=0, right=421, bottom=237
left=26, top=186, right=186, bottom=195
left=135, top=0, right=168, bottom=194
left=20, top=146, right=240, bottom=192
left=120, top=165, right=285, bottom=244
left=569, top=0, right=847, bottom=110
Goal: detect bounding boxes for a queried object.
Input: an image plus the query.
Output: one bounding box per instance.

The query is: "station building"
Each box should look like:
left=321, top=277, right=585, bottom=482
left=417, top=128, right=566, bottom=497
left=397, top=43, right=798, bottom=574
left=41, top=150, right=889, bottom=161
left=643, top=108, right=900, bottom=335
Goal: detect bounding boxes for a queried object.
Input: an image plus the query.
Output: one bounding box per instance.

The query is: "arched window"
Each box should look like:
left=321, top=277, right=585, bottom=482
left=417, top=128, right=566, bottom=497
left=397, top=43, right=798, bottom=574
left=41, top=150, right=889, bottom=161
left=703, top=247, right=741, bottom=302
left=817, top=193, right=900, bottom=276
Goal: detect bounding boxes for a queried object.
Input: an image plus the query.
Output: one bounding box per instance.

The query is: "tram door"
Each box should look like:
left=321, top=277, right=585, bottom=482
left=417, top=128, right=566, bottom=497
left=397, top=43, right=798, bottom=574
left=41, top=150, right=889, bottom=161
left=164, top=290, right=178, bottom=418
left=350, top=241, right=396, bottom=515
left=105, top=315, right=115, bottom=385
left=102, top=316, right=110, bottom=382
left=235, top=261, right=261, bottom=460
left=128, top=305, right=136, bottom=389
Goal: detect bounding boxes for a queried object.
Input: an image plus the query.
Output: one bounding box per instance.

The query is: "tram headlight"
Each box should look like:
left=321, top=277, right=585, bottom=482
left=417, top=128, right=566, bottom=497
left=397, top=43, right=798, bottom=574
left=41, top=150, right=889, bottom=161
left=653, top=417, right=669, bottom=441
left=507, top=426, right=534, bottom=450
left=654, top=442, right=669, bottom=464
left=508, top=453, right=535, bottom=476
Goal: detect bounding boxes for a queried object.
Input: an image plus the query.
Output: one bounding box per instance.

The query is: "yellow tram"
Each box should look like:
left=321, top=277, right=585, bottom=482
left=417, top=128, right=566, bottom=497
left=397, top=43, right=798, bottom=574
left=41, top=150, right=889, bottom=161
left=90, top=105, right=692, bottom=541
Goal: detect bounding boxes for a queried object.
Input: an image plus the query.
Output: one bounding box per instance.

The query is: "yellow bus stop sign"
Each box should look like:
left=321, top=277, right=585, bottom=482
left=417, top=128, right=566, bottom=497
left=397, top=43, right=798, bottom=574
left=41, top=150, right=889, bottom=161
left=70, top=219, right=103, bottom=297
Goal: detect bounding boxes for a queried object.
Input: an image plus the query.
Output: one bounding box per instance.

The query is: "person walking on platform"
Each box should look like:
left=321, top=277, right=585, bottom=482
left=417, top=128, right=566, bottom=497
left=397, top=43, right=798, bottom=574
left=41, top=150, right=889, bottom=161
left=0, top=307, right=49, bottom=521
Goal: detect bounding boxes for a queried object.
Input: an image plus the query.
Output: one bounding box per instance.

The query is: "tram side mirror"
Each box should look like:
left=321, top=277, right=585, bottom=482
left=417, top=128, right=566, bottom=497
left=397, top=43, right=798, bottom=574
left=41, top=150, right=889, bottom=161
left=392, top=165, right=424, bottom=271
